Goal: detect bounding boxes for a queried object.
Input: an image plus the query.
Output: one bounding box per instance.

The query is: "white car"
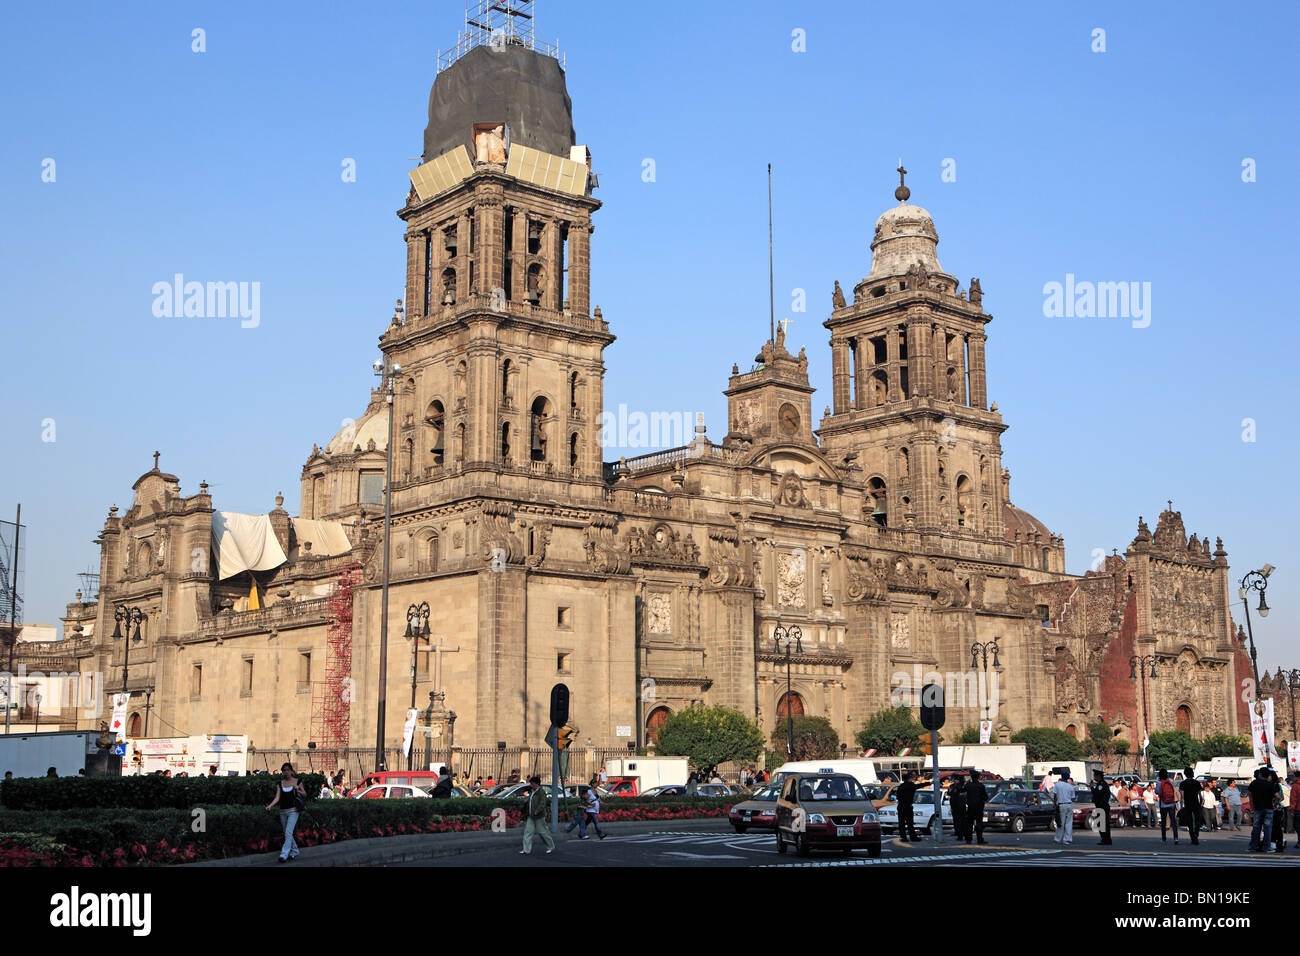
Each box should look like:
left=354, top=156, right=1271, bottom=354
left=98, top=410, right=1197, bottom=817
left=352, top=783, right=431, bottom=799
left=876, top=788, right=954, bottom=834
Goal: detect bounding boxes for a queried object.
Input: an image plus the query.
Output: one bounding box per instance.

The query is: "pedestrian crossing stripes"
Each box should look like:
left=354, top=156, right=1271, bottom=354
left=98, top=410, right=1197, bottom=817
left=966, top=852, right=1298, bottom=867
left=620, top=832, right=772, bottom=847
left=758, top=849, right=1058, bottom=867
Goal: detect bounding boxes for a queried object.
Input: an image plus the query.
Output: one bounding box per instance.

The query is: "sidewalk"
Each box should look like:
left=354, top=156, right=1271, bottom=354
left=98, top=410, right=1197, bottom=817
left=188, top=815, right=730, bottom=867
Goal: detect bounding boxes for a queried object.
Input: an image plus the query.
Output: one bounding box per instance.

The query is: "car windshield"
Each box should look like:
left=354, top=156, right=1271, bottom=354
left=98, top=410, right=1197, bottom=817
left=751, top=786, right=778, bottom=801
left=797, top=776, right=868, bottom=801
left=988, top=791, right=1028, bottom=805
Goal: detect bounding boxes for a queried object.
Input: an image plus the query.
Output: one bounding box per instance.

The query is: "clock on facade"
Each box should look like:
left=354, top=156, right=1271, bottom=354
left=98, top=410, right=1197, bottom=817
left=779, top=402, right=800, bottom=436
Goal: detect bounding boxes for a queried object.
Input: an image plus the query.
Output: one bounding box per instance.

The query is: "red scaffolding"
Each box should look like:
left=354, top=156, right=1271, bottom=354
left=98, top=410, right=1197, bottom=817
left=310, top=562, right=359, bottom=769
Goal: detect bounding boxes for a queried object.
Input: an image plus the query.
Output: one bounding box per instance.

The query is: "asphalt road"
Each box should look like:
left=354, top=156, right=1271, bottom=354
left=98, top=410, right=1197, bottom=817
left=391, top=818, right=1297, bottom=867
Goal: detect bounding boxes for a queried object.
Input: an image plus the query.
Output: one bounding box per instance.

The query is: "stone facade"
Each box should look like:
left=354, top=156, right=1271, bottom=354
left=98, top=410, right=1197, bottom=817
left=45, top=48, right=1253, bottom=759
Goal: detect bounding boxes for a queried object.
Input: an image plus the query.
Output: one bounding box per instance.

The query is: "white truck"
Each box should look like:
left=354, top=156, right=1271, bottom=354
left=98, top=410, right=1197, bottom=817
left=937, top=744, right=1029, bottom=780
left=1194, top=755, right=1286, bottom=780
left=1030, top=760, right=1103, bottom=786
left=127, top=734, right=249, bottom=776
left=774, top=758, right=885, bottom=784
left=602, top=756, right=688, bottom=794
left=0, top=730, right=100, bottom=778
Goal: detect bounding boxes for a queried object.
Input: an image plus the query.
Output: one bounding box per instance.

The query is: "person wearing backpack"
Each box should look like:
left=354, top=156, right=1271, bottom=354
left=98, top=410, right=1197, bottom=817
left=1157, top=770, right=1179, bottom=844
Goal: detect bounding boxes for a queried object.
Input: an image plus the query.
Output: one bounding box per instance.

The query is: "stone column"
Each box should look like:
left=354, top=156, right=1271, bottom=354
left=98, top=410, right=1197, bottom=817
left=958, top=332, right=969, bottom=406
left=404, top=231, right=424, bottom=320
left=932, top=326, right=946, bottom=400
left=544, top=218, right=564, bottom=311
left=907, top=318, right=932, bottom=398
left=479, top=198, right=505, bottom=299
left=886, top=328, right=901, bottom=403
left=510, top=209, right=527, bottom=304
left=853, top=339, right=866, bottom=410
left=466, top=330, right=498, bottom=467
left=456, top=211, right=471, bottom=303
left=968, top=332, right=988, bottom=409
left=831, top=339, right=850, bottom=413
left=569, top=218, right=591, bottom=316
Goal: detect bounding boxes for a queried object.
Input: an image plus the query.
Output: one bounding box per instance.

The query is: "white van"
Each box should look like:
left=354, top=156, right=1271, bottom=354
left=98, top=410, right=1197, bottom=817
left=773, top=759, right=884, bottom=785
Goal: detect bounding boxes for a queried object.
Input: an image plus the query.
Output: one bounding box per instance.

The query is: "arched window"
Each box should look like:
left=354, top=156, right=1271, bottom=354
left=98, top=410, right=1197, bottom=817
left=867, top=477, right=887, bottom=527
left=454, top=361, right=467, bottom=409
left=776, top=692, right=805, bottom=718
left=137, top=541, right=153, bottom=573
left=454, top=423, right=465, bottom=465
left=870, top=370, right=888, bottom=407
left=569, top=432, right=580, bottom=469
left=899, top=447, right=910, bottom=478
left=128, top=713, right=142, bottom=737
left=569, top=372, right=581, bottom=413
left=526, top=263, right=544, bottom=304
left=530, top=396, right=551, bottom=462
left=500, top=422, right=511, bottom=462
left=501, top=360, right=513, bottom=404
left=955, top=475, right=971, bottom=525
left=1065, top=724, right=1077, bottom=739
left=1176, top=705, right=1192, bottom=734
left=440, top=267, right=456, bottom=306
left=424, top=401, right=445, bottom=467
left=646, top=706, right=672, bottom=745
left=425, top=533, right=439, bottom=573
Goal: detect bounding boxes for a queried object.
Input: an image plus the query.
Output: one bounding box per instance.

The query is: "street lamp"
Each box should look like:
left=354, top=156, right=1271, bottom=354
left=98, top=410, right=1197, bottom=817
left=1284, top=669, right=1300, bottom=752
left=1239, top=564, right=1276, bottom=766
left=112, top=605, right=146, bottom=693
left=405, top=601, right=431, bottom=771
left=1129, top=655, right=1158, bottom=779
left=372, top=349, right=402, bottom=773
left=772, top=624, right=803, bottom=758
left=970, top=638, right=1001, bottom=725
left=32, top=690, right=41, bottom=731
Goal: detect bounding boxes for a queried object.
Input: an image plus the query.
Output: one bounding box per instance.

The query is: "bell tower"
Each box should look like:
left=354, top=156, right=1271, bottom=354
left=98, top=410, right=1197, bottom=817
left=818, top=168, right=1008, bottom=537
left=384, top=4, right=611, bottom=487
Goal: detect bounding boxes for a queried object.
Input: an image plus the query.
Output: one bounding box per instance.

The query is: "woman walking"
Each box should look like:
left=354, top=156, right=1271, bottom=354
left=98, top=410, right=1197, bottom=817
left=265, top=762, right=307, bottom=862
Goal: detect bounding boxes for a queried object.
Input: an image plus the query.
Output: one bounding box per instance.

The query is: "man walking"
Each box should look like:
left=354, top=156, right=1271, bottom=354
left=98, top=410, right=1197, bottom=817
left=1179, top=768, right=1202, bottom=846
left=1052, top=771, right=1076, bottom=845
left=896, top=771, right=920, bottom=843
left=965, top=770, right=988, bottom=844
left=1224, top=780, right=1244, bottom=830
left=1090, top=770, right=1113, bottom=846
left=1156, top=770, right=1179, bottom=843
left=949, top=775, right=968, bottom=843
left=1247, top=768, right=1275, bottom=853
left=520, top=776, right=555, bottom=856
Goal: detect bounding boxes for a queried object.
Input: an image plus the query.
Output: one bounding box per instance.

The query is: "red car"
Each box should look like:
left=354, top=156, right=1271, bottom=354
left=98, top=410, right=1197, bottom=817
left=774, top=772, right=882, bottom=857
left=728, top=784, right=780, bottom=832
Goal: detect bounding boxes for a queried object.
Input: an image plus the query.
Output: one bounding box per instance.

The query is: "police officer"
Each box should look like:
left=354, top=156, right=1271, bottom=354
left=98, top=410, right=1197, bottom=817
left=896, top=771, right=920, bottom=842
left=949, top=775, right=968, bottom=842
left=1091, top=769, right=1113, bottom=846
left=965, top=770, right=988, bottom=844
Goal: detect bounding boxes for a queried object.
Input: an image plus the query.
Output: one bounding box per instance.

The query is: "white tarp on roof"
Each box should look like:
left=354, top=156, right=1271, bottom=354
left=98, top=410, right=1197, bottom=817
left=290, top=518, right=352, bottom=557
left=211, top=512, right=288, bottom=581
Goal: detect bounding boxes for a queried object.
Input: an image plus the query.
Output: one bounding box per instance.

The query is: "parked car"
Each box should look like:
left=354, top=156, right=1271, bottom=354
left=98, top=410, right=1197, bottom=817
left=729, top=784, right=781, bottom=832
left=1070, top=795, right=1130, bottom=830
left=877, top=788, right=954, bottom=834
left=346, top=770, right=446, bottom=797
left=862, top=781, right=902, bottom=808
left=352, top=783, right=431, bottom=799
left=490, top=782, right=568, bottom=800
left=641, top=784, right=687, bottom=798
left=983, top=789, right=1058, bottom=833
left=696, top=783, right=732, bottom=798
left=774, top=773, right=882, bottom=857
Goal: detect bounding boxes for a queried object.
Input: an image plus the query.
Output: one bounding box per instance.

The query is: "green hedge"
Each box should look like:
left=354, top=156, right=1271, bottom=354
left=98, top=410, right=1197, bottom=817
left=0, top=773, right=327, bottom=811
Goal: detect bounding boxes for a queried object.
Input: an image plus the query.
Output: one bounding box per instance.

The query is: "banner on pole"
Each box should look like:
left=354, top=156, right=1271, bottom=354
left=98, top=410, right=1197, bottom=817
left=400, top=708, right=418, bottom=758
left=1250, top=698, right=1275, bottom=765
left=979, top=720, right=993, bottom=744
left=110, top=693, right=130, bottom=742
left=1288, top=740, right=1300, bottom=770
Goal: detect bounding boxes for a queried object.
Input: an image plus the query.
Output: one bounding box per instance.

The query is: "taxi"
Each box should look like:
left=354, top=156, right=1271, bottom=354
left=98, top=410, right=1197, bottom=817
left=774, top=772, right=882, bottom=857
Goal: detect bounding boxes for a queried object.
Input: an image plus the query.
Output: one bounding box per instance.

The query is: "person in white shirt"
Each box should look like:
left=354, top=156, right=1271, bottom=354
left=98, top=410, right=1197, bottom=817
left=1052, top=772, right=1077, bottom=844
left=1143, top=784, right=1157, bottom=829
left=1201, top=784, right=1219, bottom=831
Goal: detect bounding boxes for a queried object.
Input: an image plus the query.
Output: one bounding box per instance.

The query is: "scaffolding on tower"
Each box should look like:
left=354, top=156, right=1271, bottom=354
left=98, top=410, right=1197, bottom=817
left=437, top=0, right=563, bottom=73
left=310, top=561, right=359, bottom=771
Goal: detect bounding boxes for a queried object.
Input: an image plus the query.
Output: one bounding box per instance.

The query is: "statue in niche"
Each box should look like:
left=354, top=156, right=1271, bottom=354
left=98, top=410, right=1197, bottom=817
left=871, top=375, right=887, bottom=406
left=797, top=347, right=808, bottom=374
left=969, top=278, right=982, bottom=307
left=475, top=124, right=508, bottom=164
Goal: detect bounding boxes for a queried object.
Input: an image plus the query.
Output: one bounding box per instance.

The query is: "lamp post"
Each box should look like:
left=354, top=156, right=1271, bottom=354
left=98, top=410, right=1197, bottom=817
left=1129, top=655, right=1158, bottom=779
left=32, top=690, right=40, bottom=731
left=970, top=638, right=1001, bottom=727
left=112, top=605, right=146, bottom=693
left=1239, top=564, right=1275, bottom=765
left=405, top=601, right=431, bottom=771
left=372, top=350, right=402, bottom=773
left=143, top=689, right=152, bottom=738
left=1285, top=670, right=1300, bottom=753
left=772, top=625, right=803, bottom=758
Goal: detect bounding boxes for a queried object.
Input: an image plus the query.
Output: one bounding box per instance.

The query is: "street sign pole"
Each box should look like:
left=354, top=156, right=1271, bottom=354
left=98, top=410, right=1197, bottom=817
left=919, top=682, right=946, bottom=846
left=551, top=744, right=560, bottom=832
left=548, top=683, right=570, bottom=834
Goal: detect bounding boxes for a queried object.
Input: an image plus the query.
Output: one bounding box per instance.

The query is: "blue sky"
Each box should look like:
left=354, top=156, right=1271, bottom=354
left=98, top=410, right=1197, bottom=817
left=1, top=1, right=1295, bottom=670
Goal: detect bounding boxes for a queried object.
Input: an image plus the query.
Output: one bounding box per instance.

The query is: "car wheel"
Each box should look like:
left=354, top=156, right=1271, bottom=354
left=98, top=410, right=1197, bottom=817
left=795, top=832, right=810, bottom=857
left=1012, top=816, right=1025, bottom=834
left=924, top=816, right=936, bottom=835
left=775, top=830, right=787, bottom=854
left=868, top=843, right=881, bottom=858
left=733, top=825, right=747, bottom=834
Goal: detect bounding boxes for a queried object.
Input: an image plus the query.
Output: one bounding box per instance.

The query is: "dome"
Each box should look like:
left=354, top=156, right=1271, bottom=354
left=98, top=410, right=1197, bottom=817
left=324, top=407, right=388, bottom=455
left=1003, top=503, right=1051, bottom=543
left=867, top=201, right=943, bottom=280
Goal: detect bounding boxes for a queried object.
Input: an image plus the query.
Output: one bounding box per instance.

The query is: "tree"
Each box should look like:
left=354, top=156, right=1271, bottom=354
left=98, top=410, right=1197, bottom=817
left=771, top=715, right=841, bottom=761
left=1198, top=733, right=1251, bottom=759
left=1010, top=727, right=1084, bottom=762
left=1084, top=721, right=1116, bottom=758
left=1147, top=730, right=1200, bottom=772
left=856, top=705, right=926, bottom=755
left=654, top=705, right=764, bottom=771
left=955, top=725, right=984, bottom=744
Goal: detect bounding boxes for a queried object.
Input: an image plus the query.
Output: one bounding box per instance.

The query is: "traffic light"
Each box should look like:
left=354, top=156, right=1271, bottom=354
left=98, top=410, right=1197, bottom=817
left=556, top=726, right=576, bottom=751
left=918, top=733, right=933, bottom=756
left=132, top=749, right=142, bottom=766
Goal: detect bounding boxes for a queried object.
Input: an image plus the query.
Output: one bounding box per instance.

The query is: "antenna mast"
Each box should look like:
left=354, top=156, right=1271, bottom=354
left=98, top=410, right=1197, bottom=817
left=768, top=164, right=775, bottom=347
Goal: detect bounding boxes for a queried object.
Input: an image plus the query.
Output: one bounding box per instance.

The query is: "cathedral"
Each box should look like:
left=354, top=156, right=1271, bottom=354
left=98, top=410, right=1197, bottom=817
left=51, top=28, right=1255, bottom=767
